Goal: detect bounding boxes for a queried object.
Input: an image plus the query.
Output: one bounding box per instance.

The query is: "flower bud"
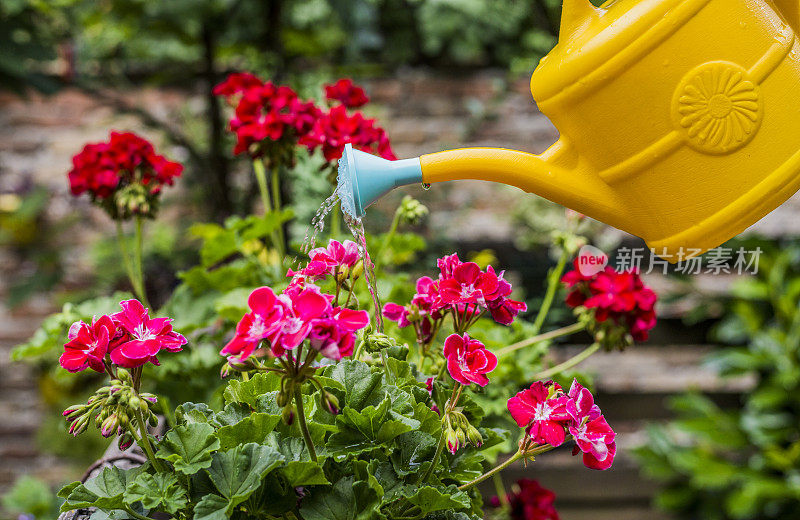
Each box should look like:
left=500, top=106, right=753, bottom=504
left=116, top=369, right=132, bottom=383
left=69, top=414, right=90, bottom=436
left=456, top=427, right=466, bottom=447
left=282, top=405, right=295, bottom=425
left=148, top=412, right=159, bottom=428
left=276, top=390, right=289, bottom=408
left=351, top=260, right=364, bottom=279
left=467, top=426, right=483, bottom=448
left=117, top=433, right=134, bottom=451
left=398, top=195, right=429, bottom=226
left=322, top=392, right=340, bottom=415
left=220, top=363, right=232, bottom=378
left=62, top=405, right=84, bottom=419
left=365, top=333, right=395, bottom=352
left=446, top=428, right=460, bottom=454
left=101, top=414, right=119, bottom=437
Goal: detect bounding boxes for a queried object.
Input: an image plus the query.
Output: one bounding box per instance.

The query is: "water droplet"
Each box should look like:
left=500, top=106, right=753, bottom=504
left=421, top=183, right=431, bottom=191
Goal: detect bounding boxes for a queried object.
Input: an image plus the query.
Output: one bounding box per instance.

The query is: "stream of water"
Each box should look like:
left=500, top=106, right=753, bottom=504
left=301, top=172, right=384, bottom=333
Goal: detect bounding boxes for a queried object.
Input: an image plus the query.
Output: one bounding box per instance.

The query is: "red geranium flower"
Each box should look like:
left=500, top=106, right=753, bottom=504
left=220, top=287, right=286, bottom=362
left=60, top=315, right=118, bottom=373
left=562, top=260, right=657, bottom=342
left=443, top=333, right=497, bottom=387
left=507, top=381, right=571, bottom=447
left=324, top=78, right=369, bottom=108
left=110, top=299, right=187, bottom=368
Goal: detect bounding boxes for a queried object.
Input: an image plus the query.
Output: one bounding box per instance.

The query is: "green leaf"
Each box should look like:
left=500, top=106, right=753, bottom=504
left=157, top=423, right=220, bottom=474
left=299, top=476, right=382, bottom=520
left=282, top=461, right=330, bottom=487
left=207, top=443, right=285, bottom=510
left=175, top=402, right=215, bottom=425
left=328, top=398, right=417, bottom=456
left=193, top=494, right=228, bottom=520
left=403, top=485, right=471, bottom=514
left=324, top=360, right=385, bottom=409
left=391, top=430, right=437, bottom=476
left=60, top=467, right=140, bottom=512
left=124, top=473, right=188, bottom=514
left=216, top=413, right=280, bottom=450
left=223, top=372, right=282, bottom=407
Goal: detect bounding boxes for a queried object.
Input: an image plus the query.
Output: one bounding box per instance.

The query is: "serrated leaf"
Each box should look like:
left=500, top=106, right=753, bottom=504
left=281, top=461, right=330, bottom=487
left=207, top=443, right=284, bottom=509
left=324, top=360, right=385, bottom=409
left=223, top=372, right=282, bottom=407
left=60, top=467, right=140, bottom=512
left=124, top=473, right=188, bottom=514
left=193, top=494, right=228, bottom=520
left=175, top=402, right=216, bottom=425
left=216, top=413, right=280, bottom=449
left=391, top=430, right=437, bottom=476
left=157, top=423, right=220, bottom=474
left=299, top=476, right=382, bottom=520
left=403, top=485, right=471, bottom=514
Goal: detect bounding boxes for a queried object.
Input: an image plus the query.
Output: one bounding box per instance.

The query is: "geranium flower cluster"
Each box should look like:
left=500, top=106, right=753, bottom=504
left=214, top=73, right=395, bottom=163
left=384, top=253, right=527, bottom=343
left=60, top=299, right=186, bottom=372
left=491, top=479, right=560, bottom=520
left=288, top=239, right=360, bottom=281
left=221, top=280, right=369, bottom=364
left=507, top=379, right=616, bottom=470
left=562, top=259, right=657, bottom=345
left=68, top=132, right=183, bottom=219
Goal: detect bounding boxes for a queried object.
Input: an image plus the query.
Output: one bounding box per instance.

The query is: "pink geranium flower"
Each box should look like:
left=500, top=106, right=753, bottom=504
left=507, top=381, right=571, bottom=447
left=60, top=315, right=117, bottom=373
left=443, top=333, right=497, bottom=387
left=564, top=379, right=616, bottom=470
left=570, top=416, right=617, bottom=470
left=221, top=287, right=286, bottom=362
left=110, top=299, right=187, bottom=368
left=308, top=307, right=369, bottom=360
left=292, top=239, right=360, bottom=280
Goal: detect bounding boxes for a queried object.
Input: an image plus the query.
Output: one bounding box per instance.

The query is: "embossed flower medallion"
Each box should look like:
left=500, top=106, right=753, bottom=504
left=672, top=61, right=763, bottom=154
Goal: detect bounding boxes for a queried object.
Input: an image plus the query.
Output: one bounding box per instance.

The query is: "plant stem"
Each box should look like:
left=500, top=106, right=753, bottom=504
left=420, top=426, right=447, bottom=484
left=492, top=473, right=510, bottom=509
left=380, top=349, right=395, bottom=383
left=458, top=451, right=523, bottom=491
left=115, top=221, right=146, bottom=304
left=133, top=216, right=151, bottom=308
left=253, top=159, right=273, bottom=213
left=532, top=342, right=601, bottom=381
left=270, top=165, right=286, bottom=259
left=497, top=322, right=585, bottom=357
left=134, top=409, right=164, bottom=472
left=531, top=247, right=570, bottom=335
left=293, top=386, right=318, bottom=462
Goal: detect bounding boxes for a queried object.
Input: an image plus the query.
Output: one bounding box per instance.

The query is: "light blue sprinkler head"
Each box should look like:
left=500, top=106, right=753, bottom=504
left=337, top=143, right=423, bottom=219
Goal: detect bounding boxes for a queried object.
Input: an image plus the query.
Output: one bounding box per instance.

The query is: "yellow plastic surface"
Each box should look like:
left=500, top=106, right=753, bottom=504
left=419, top=0, right=800, bottom=261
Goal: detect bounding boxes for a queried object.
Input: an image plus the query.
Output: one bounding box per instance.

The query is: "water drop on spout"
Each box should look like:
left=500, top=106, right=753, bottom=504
left=421, top=183, right=431, bottom=190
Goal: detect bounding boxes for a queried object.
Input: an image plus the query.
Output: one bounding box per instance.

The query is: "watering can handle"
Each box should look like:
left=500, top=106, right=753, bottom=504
left=418, top=141, right=630, bottom=232
left=771, top=0, right=800, bottom=33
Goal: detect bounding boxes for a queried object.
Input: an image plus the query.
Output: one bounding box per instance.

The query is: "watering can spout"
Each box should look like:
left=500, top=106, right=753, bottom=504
left=339, top=142, right=631, bottom=234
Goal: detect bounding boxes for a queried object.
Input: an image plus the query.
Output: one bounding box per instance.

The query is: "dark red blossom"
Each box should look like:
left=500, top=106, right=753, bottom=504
left=491, top=479, right=560, bottom=520
left=562, top=259, right=657, bottom=342
left=324, top=78, right=369, bottom=108
left=300, top=105, right=396, bottom=162
left=67, top=132, right=183, bottom=217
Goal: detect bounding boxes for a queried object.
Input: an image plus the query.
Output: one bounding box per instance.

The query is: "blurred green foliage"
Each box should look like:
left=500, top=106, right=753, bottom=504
left=1, top=475, right=62, bottom=520
left=637, top=239, right=800, bottom=519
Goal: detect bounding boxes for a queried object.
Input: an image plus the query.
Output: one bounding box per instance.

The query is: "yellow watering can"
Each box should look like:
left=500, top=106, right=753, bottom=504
left=339, top=0, right=800, bottom=260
